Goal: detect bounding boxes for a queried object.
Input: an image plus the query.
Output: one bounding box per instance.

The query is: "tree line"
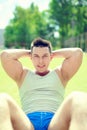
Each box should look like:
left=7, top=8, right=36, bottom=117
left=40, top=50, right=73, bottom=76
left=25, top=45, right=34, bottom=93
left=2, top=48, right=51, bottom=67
left=4, top=0, right=87, bottom=49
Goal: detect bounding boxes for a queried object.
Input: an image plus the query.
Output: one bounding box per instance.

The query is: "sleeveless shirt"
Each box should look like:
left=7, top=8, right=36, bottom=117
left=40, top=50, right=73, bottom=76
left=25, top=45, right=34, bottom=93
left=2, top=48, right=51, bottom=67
left=19, top=70, right=64, bottom=114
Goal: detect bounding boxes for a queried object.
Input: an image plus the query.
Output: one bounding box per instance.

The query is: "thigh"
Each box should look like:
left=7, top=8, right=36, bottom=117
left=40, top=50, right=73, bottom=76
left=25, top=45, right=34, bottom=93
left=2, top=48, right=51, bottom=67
left=69, top=92, right=87, bottom=130
left=48, top=93, right=73, bottom=130
left=0, top=95, right=14, bottom=130
left=48, top=91, right=87, bottom=130
left=0, top=93, right=34, bottom=130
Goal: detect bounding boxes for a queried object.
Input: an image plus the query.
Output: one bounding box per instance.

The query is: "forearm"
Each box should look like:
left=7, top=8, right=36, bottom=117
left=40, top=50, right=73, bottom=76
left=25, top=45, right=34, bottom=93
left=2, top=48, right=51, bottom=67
left=52, top=48, right=83, bottom=59
left=0, top=49, right=31, bottom=60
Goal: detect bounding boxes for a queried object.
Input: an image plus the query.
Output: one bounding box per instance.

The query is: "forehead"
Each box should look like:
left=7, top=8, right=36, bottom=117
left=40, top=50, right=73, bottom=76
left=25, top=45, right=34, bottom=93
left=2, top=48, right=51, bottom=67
left=32, top=47, right=50, bottom=54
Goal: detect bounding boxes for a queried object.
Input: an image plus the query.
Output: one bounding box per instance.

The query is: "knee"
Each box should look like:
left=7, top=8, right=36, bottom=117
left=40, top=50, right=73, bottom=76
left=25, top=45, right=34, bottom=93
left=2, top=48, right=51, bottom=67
left=0, top=93, right=14, bottom=108
left=68, top=91, right=87, bottom=106
left=68, top=91, right=87, bottom=115
left=65, top=91, right=87, bottom=104
left=68, top=92, right=87, bottom=126
left=0, top=93, right=11, bottom=116
left=63, top=91, right=87, bottom=115
left=0, top=93, right=15, bottom=109
left=0, top=92, right=10, bottom=104
left=0, top=92, right=7, bottom=100
left=0, top=93, right=11, bottom=101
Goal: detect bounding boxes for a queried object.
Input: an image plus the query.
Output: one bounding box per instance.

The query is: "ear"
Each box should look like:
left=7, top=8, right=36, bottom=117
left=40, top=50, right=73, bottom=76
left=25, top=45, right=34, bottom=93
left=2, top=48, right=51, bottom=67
left=50, top=54, right=53, bottom=60
left=29, top=54, right=32, bottom=60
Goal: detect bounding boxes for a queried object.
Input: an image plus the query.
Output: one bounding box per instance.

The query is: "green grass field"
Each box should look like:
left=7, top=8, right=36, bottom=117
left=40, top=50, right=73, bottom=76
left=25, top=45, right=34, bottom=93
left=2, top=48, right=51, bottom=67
left=0, top=52, right=87, bottom=105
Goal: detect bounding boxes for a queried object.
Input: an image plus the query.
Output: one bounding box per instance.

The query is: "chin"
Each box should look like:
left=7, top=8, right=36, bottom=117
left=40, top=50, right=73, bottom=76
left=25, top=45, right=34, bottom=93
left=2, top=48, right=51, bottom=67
left=38, top=69, right=49, bottom=74
left=37, top=68, right=45, bottom=73
left=38, top=70, right=45, bottom=73
left=36, top=69, right=46, bottom=73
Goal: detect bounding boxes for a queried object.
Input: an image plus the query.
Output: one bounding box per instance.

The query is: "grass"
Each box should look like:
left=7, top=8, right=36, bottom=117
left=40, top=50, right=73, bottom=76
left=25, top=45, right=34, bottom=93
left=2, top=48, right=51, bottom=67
left=0, top=52, right=87, bottom=105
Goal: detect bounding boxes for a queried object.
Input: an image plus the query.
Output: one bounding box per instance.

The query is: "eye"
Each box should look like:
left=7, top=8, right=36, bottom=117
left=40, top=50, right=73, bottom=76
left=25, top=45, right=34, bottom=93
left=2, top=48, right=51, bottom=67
left=34, top=55, right=38, bottom=57
left=43, top=55, right=49, bottom=58
left=34, top=55, right=39, bottom=58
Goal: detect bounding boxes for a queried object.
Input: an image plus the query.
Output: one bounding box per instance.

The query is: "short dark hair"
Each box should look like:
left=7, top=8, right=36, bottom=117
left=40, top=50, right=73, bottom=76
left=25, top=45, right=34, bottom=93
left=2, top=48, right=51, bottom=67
left=31, top=37, right=52, bottom=53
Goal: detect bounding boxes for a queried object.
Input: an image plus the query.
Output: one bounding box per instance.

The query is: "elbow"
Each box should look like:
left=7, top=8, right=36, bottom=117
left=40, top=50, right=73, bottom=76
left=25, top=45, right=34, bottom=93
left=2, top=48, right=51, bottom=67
left=76, top=47, right=83, bottom=53
left=0, top=51, right=6, bottom=59
left=75, top=48, right=83, bottom=67
left=76, top=48, right=83, bottom=60
left=0, top=51, right=8, bottom=61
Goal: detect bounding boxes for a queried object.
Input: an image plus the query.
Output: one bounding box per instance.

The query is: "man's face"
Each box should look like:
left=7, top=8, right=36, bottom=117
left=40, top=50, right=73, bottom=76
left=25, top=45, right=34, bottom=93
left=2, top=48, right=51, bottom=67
left=31, top=47, right=52, bottom=74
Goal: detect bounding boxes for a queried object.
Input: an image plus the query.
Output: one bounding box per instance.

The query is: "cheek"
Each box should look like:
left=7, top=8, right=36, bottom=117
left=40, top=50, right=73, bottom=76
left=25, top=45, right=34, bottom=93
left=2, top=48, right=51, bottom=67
left=45, top=58, right=51, bottom=64
left=32, top=58, right=39, bottom=66
left=47, top=57, right=51, bottom=61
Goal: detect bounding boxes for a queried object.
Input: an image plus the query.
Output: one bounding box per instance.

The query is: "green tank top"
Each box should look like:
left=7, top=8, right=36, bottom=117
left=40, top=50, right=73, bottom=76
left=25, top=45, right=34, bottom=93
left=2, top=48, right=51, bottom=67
left=19, top=70, right=64, bottom=114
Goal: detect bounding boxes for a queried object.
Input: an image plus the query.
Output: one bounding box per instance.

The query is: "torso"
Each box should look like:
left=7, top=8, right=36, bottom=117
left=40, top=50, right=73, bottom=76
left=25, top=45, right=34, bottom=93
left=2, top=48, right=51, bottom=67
left=17, top=68, right=67, bottom=88
left=19, top=69, right=65, bottom=114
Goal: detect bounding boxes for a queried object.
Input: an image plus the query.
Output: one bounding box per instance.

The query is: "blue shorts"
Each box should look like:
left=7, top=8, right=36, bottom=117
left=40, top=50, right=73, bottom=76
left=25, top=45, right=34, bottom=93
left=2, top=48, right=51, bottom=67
left=27, top=112, right=54, bottom=130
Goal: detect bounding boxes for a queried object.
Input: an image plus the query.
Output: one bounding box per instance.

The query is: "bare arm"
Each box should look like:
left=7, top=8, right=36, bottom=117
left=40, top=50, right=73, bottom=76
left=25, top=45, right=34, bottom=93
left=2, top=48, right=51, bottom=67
left=0, top=49, right=31, bottom=83
left=52, top=48, right=83, bottom=85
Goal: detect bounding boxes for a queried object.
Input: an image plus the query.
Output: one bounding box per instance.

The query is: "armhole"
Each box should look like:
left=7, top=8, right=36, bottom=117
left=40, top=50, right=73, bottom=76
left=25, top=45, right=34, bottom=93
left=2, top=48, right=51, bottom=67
left=18, top=69, right=30, bottom=88
left=54, top=69, right=66, bottom=87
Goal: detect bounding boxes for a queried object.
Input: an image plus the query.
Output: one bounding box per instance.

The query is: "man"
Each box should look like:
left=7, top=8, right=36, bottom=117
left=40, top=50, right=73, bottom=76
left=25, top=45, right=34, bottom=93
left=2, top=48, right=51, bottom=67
left=0, top=37, right=86, bottom=130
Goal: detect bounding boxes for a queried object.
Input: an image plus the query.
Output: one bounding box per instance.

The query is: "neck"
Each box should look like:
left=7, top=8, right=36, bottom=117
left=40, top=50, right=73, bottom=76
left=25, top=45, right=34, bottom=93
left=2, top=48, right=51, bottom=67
left=36, top=70, right=50, bottom=76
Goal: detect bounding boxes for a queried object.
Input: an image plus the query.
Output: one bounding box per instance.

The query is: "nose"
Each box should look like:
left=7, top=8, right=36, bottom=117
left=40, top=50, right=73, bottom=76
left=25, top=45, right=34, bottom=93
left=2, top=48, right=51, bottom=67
left=39, top=58, right=43, bottom=64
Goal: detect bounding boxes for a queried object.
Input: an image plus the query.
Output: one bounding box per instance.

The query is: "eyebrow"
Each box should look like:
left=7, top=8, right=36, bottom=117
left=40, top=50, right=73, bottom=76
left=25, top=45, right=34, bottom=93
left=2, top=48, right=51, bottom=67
left=33, top=53, right=49, bottom=56
left=43, top=53, right=49, bottom=56
left=33, top=54, right=39, bottom=56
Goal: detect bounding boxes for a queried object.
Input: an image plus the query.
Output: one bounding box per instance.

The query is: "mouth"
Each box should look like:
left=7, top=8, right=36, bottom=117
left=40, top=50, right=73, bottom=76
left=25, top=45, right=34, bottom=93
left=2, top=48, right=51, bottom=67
left=37, top=65, right=45, bottom=68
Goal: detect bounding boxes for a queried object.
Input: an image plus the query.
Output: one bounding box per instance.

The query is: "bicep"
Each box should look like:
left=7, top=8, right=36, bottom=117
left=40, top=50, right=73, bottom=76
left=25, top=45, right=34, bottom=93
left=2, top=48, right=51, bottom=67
left=61, top=53, right=82, bottom=81
left=1, top=54, right=23, bottom=81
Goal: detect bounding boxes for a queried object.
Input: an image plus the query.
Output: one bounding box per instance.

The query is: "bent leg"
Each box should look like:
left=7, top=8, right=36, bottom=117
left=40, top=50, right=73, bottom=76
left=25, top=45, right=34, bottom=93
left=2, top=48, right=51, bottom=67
left=69, top=92, right=87, bottom=130
left=0, top=95, right=13, bottom=130
left=48, top=92, right=72, bottom=130
left=48, top=92, right=87, bottom=130
left=0, top=93, right=34, bottom=130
